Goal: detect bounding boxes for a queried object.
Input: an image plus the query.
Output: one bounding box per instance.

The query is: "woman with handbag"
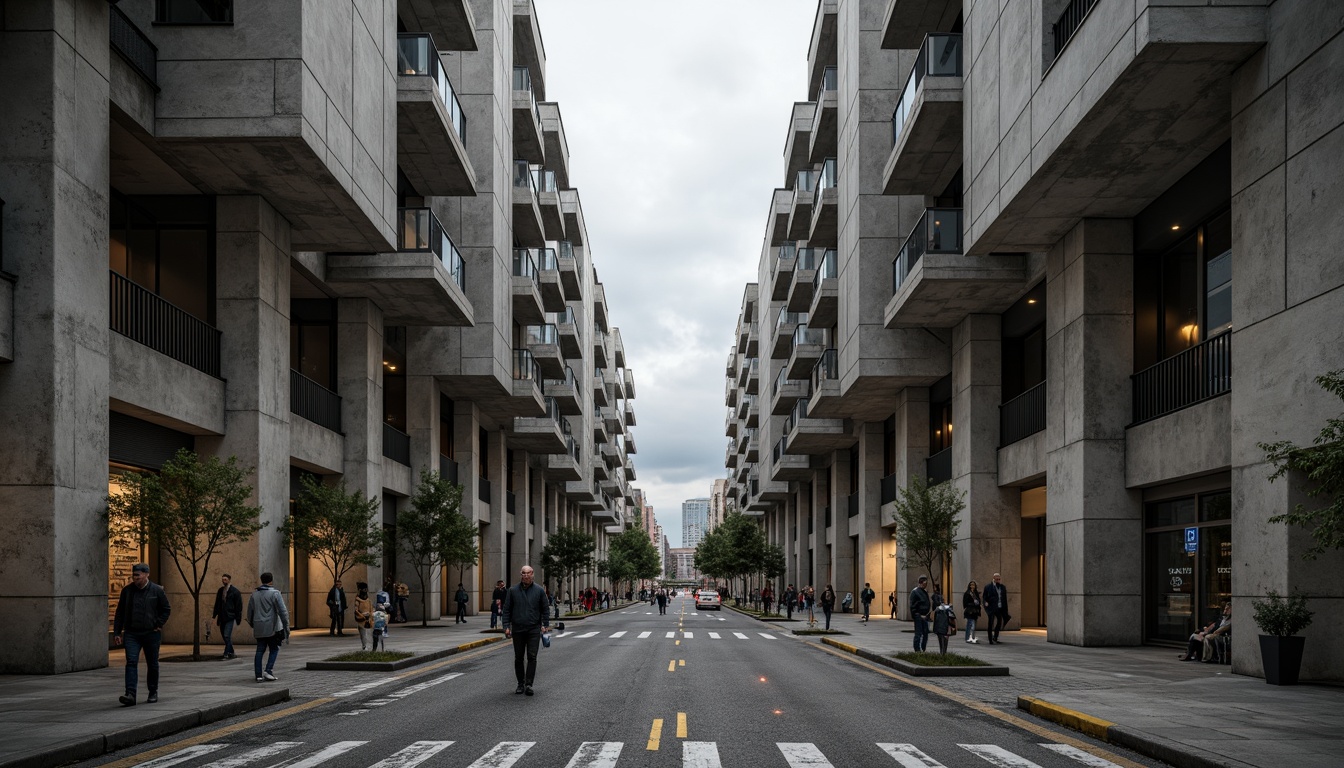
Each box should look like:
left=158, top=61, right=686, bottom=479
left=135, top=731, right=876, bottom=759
left=353, top=582, right=373, bottom=651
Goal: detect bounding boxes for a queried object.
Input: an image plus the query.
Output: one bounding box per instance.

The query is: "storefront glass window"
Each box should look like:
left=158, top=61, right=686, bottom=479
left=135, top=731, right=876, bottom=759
left=1145, top=490, right=1231, bottom=644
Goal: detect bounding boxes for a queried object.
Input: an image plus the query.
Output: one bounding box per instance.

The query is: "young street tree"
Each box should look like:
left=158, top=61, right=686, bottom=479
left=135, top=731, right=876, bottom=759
left=541, top=525, right=595, bottom=610
left=1261, top=369, right=1344, bottom=559
left=280, top=475, right=382, bottom=586
left=604, top=525, right=660, bottom=597
left=889, top=475, right=965, bottom=586
left=398, top=470, right=470, bottom=626
left=106, top=449, right=265, bottom=660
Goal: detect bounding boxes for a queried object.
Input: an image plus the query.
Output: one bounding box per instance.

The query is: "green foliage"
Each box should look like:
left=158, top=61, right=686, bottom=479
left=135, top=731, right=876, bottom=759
left=601, top=525, right=660, bottom=593
left=1260, top=370, right=1344, bottom=559
left=106, top=449, right=265, bottom=660
left=1251, top=590, right=1314, bottom=637
left=694, top=513, right=780, bottom=596
left=325, top=650, right=414, bottom=663
left=889, top=475, right=965, bottom=581
left=541, top=525, right=596, bottom=605
left=891, top=651, right=991, bottom=667
left=398, top=470, right=471, bottom=626
left=280, top=475, right=382, bottom=584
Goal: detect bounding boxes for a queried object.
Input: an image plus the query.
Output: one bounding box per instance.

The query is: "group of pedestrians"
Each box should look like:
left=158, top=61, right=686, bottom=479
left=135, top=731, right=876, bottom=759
left=324, top=576, right=408, bottom=635
left=908, top=572, right=1011, bottom=654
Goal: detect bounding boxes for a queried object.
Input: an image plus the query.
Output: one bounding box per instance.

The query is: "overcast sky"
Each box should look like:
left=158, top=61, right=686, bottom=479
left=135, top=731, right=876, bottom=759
left=535, top=0, right=817, bottom=547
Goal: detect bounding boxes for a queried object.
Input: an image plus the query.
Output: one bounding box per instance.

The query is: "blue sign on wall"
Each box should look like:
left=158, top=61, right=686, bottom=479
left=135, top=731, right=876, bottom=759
left=1185, top=527, right=1198, bottom=554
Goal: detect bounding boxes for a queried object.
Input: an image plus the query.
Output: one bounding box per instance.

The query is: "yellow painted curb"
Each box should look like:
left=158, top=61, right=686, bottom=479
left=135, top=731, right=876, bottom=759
left=1018, top=695, right=1114, bottom=741
left=820, top=637, right=858, bottom=654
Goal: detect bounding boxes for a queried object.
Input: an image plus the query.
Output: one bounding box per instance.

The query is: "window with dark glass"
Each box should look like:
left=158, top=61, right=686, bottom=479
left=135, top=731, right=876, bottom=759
left=289, top=299, right=335, bottom=389
left=883, top=415, right=896, bottom=477
left=478, top=427, right=489, bottom=479
left=382, top=326, right=407, bottom=431
left=156, top=0, right=233, bottom=23
left=109, top=192, right=215, bottom=324
left=440, top=394, right=455, bottom=459
left=929, top=375, right=953, bottom=454
left=1144, top=489, right=1232, bottom=644
left=1001, top=282, right=1046, bottom=401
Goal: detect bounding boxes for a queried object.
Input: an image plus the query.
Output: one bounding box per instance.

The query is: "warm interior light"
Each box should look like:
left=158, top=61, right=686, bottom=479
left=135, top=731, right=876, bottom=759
left=759, top=676, right=767, bottom=682
left=1027, top=298, right=1037, bottom=304
left=1180, top=324, right=1198, bottom=344
left=1171, top=224, right=1181, bottom=230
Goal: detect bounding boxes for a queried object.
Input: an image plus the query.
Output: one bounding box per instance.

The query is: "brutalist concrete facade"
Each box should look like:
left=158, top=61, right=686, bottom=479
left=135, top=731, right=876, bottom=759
left=0, top=0, right=640, bottom=674
left=726, top=0, right=1343, bottom=681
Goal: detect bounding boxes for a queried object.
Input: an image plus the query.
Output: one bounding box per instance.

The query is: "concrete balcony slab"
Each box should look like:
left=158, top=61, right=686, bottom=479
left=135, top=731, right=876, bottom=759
left=539, top=189, right=565, bottom=240
left=544, top=381, right=581, bottom=415
left=327, top=252, right=473, bottom=326
left=883, top=253, right=1029, bottom=329
left=512, top=91, right=545, bottom=163
left=787, top=189, right=814, bottom=241
left=398, top=0, right=478, bottom=51
left=511, top=277, right=545, bottom=324
left=769, top=188, right=793, bottom=248
left=529, top=342, right=564, bottom=379
left=593, top=378, right=609, bottom=407
left=545, top=453, right=582, bottom=482
left=594, top=284, right=609, bottom=331
left=806, top=0, right=838, bottom=97
left=882, top=76, right=963, bottom=196
left=397, top=78, right=476, bottom=197
left=771, top=378, right=808, bottom=415
left=513, top=0, right=546, bottom=99
left=808, top=90, right=838, bottom=164
left=783, top=104, right=816, bottom=184
left=808, top=187, right=838, bottom=247
left=787, top=342, right=825, bottom=380
left=771, top=453, right=812, bottom=482
left=560, top=191, right=586, bottom=246
left=564, top=480, right=597, bottom=502
left=772, top=321, right=799, bottom=359
left=770, top=251, right=796, bottom=303
left=538, top=269, right=565, bottom=312
left=509, top=416, right=565, bottom=455
left=880, top=0, right=959, bottom=50
left=809, top=275, right=838, bottom=327
left=511, top=186, right=546, bottom=247
left=787, top=264, right=816, bottom=312
left=539, top=103, right=570, bottom=190
left=785, top=417, right=850, bottom=454
left=557, top=321, right=582, bottom=359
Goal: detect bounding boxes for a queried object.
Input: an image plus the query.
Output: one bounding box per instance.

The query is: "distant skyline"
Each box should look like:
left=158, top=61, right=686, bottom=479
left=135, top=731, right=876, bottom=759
left=537, top=0, right=817, bottom=547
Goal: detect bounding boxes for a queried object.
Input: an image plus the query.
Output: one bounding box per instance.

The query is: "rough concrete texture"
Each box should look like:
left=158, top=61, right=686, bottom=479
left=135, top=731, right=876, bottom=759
left=883, top=252, right=1029, bottom=328
left=108, top=334, right=226, bottom=436
left=997, top=430, right=1045, bottom=487
left=397, top=74, right=478, bottom=197
left=883, top=74, right=963, bottom=195
left=400, top=0, right=479, bottom=52
left=326, top=252, right=475, bottom=327
left=1124, top=395, right=1231, bottom=489
left=880, top=0, right=960, bottom=50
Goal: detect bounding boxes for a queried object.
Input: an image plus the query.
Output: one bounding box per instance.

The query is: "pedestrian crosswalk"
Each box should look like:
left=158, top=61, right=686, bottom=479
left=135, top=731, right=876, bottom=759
left=129, top=740, right=1127, bottom=768
left=551, top=629, right=779, bottom=642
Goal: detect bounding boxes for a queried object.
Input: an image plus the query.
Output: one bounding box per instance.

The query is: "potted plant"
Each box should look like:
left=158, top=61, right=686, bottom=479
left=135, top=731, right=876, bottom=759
left=1252, top=591, right=1314, bottom=685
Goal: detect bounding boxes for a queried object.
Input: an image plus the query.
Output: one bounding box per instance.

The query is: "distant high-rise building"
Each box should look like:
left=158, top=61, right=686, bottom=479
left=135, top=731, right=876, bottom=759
left=709, top=479, right=729, bottom=531
left=682, top=497, right=710, bottom=548
left=668, top=548, right=699, bottom=581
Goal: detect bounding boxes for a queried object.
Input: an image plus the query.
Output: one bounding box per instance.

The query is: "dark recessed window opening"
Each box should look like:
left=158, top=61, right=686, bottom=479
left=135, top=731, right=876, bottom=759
left=109, top=191, right=215, bottom=324
left=156, top=0, right=233, bottom=24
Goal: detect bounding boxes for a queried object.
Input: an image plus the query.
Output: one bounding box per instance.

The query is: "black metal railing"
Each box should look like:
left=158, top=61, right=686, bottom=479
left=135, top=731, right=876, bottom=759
left=1053, top=0, right=1100, bottom=58
left=513, top=349, right=541, bottom=382
left=847, top=491, right=859, bottom=518
left=382, top=423, right=411, bottom=466
left=1132, top=332, right=1232, bottom=424
left=399, top=207, right=465, bottom=290
left=110, top=6, right=158, bottom=88
left=397, top=33, right=466, bottom=141
left=893, top=208, right=963, bottom=294
left=892, top=33, right=962, bottom=146
left=513, top=248, right=538, bottom=282
left=812, top=249, right=837, bottom=289
left=1000, top=381, right=1047, bottom=447
left=290, top=370, right=342, bottom=433
left=812, top=348, right=839, bottom=391
left=109, top=270, right=221, bottom=377
left=926, top=447, right=952, bottom=485
left=880, top=473, right=898, bottom=505
left=439, top=454, right=459, bottom=484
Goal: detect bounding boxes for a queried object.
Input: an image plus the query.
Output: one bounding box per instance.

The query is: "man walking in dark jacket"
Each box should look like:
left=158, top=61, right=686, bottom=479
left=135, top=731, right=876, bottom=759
left=326, top=580, right=347, bottom=636
left=983, top=572, right=1009, bottom=644
left=502, top=566, right=550, bottom=696
left=113, top=563, right=171, bottom=706
left=454, top=583, right=469, bottom=623
left=909, top=575, right=931, bottom=652
left=490, top=580, right=507, bottom=629
left=211, top=573, right=242, bottom=659
left=859, top=583, right=876, bottom=623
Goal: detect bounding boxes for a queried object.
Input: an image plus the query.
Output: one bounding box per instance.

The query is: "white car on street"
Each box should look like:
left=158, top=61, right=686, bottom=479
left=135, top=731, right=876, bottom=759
left=695, top=589, right=721, bottom=610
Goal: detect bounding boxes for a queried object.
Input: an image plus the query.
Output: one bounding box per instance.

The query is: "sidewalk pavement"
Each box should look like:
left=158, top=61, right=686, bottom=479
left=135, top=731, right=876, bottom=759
left=786, top=610, right=1341, bottom=768
left=0, top=616, right=509, bottom=768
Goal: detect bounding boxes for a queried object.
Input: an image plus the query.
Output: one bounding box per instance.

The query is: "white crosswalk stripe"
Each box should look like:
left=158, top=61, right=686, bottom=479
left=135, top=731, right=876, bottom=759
left=366, top=741, right=453, bottom=768
left=388, top=673, right=461, bottom=699
left=576, top=631, right=599, bottom=638
left=777, top=742, right=833, bottom=766
left=709, top=632, right=721, bottom=639
left=563, top=742, right=623, bottom=768
left=271, top=741, right=366, bottom=768
left=960, top=744, right=1043, bottom=767
left=610, top=631, right=627, bottom=638
left=133, top=745, right=227, bottom=768
left=877, top=743, right=947, bottom=767
left=683, top=631, right=694, bottom=638
left=733, top=632, right=749, bottom=639
left=666, top=631, right=676, bottom=638
left=196, top=743, right=301, bottom=768
left=1038, top=744, right=1124, bottom=767
left=683, top=742, right=722, bottom=768
left=638, top=631, right=652, bottom=638
left=464, top=742, right=534, bottom=768
left=758, top=633, right=776, bottom=640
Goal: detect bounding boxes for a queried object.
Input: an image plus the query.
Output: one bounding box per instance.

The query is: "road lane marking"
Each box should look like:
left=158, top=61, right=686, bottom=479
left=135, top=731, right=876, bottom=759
left=576, top=631, right=599, bottom=638
left=679, top=659, right=685, bottom=667
left=709, top=632, right=721, bottom=639
left=677, top=712, right=688, bottom=738
left=683, top=631, right=694, bottom=638
left=272, top=741, right=367, bottom=768
left=388, top=672, right=462, bottom=699
left=959, top=744, right=1043, bottom=767
left=367, top=741, right=454, bottom=768
left=733, top=632, right=749, bottom=639
left=676, top=640, right=681, bottom=646
left=366, top=698, right=393, bottom=707
left=647, top=720, right=663, bottom=750
left=666, top=631, right=676, bottom=638
left=877, top=743, right=948, bottom=767
left=759, top=633, right=777, bottom=640
left=668, top=660, right=677, bottom=672
left=132, top=745, right=227, bottom=768
left=465, top=742, right=535, bottom=768
left=813, top=644, right=1146, bottom=768
left=100, top=700, right=337, bottom=768
left=565, top=742, right=623, bottom=766
left=638, top=631, right=652, bottom=638
left=610, top=631, right=627, bottom=638
left=1039, top=744, right=1124, bottom=767
left=336, top=710, right=368, bottom=716
left=556, top=631, right=573, bottom=637
left=777, top=743, right=834, bottom=766
left=333, top=678, right=395, bottom=697
left=683, top=742, right=722, bottom=768
left=196, top=742, right=302, bottom=768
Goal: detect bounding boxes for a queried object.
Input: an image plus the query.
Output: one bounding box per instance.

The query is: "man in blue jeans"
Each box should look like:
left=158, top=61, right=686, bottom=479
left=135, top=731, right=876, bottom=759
left=909, top=575, right=932, bottom=652
left=112, top=563, right=172, bottom=706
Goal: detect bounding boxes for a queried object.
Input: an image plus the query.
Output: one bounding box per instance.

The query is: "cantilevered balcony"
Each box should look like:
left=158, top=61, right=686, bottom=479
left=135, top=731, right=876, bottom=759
left=623, top=368, right=636, bottom=399
left=885, top=208, right=1028, bottom=328
left=725, top=377, right=739, bottom=408
left=511, top=248, right=544, bottom=324
left=613, top=329, right=627, bottom=369
left=399, top=0, right=478, bottom=51
left=594, top=282, right=609, bottom=332
left=538, top=102, right=571, bottom=193
left=624, top=401, right=636, bottom=427
left=743, top=325, right=759, bottom=357
left=769, top=188, right=793, bottom=248
left=593, top=329, right=610, bottom=368
left=556, top=240, right=582, bottom=297
left=808, top=67, right=838, bottom=163
left=808, top=158, right=838, bottom=247
left=771, top=437, right=811, bottom=481
left=509, top=396, right=566, bottom=454
left=882, top=34, right=963, bottom=196
left=109, top=270, right=220, bottom=377
left=601, top=441, right=622, bottom=470
left=536, top=246, right=565, bottom=311
left=808, top=248, right=838, bottom=326
left=592, top=408, right=609, bottom=444
left=625, top=429, right=637, bottom=454
left=545, top=435, right=582, bottom=481
left=326, top=207, right=472, bottom=326
left=537, top=169, right=565, bottom=240
left=740, top=357, right=760, bottom=395
left=742, top=428, right=760, bottom=463
left=512, top=66, right=545, bottom=163
left=396, top=34, right=475, bottom=197
left=787, top=247, right=817, bottom=313
left=591, top=456, right=609, bottom=482
left=880, top=0, right=960, bottom=49
left=726, top=410, right=740, bottom=439
left=783, top=103, right=816, bottom=186
left=806, top=0, right=839, bottom=101
left=772, top=307, right=805, bottom=359
left=513, top=0, right=546, bottom=97
left=787, top=169, right=817, bottom=241
left=735, top=392, right=755, bottom=423
left=512, top=160, right=546, bottom=247
left=786, top=324, right=828, bottom=379
left=603, top=405, right=622, bottom=437
left=725, top=440, right=739, bottom=469
left=553, top=307, right=582, bottom=359
left=808, top=347, right=844, bottom=418
left=593, top=368, right=609, bottom=407
left=525, top=323, right=563, bottom=378
left=726, top=348, right=739, bottom=379
left=510, top=349, right=545, bottom=412
left=783, top=396, right=849, bottom=455
left=771, top=367, right=808, bottom=415
left=771, top=242, right=798, bottom=303
left=543, top=365, right=580, bottom=415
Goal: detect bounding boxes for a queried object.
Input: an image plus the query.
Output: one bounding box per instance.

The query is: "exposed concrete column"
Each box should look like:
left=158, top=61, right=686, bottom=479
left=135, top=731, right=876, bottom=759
left=334, top=297, right=385, bottom=610
left=890, top=386, right=930, bottom=616
left=858, top=421, right=886, bottom=596
left=1044, top=219, right=1141, bottom=646
left=405, top=371, right=441, bottom=616
left=951, top=315, right=1020, bottom=614
left=832, top=448, right=854, bottom=598
left=0, top=0, right=112, bottom=674
left=451, top=399, right=482, bottom=609
left=195, top=196, right=292, bottom=641
left=478, top=428, right=508, bottom=611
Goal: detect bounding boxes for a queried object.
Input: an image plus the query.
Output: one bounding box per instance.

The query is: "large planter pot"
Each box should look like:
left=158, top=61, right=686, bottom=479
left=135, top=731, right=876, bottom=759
left=1258, top=634, right=1306, bottom=685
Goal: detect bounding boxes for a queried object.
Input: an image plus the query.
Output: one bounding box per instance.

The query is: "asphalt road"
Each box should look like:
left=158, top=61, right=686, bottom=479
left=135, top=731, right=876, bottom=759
left=87, top=595, right=1166, bottom=768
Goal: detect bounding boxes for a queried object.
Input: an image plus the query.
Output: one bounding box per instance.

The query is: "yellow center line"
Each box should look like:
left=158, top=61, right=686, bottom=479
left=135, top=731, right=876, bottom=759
left=647, top=718, right=663, bottom=751
left=100, top=697, right=334, bottom=768
left=675, top=639, right=681, bottom=646
left=676, top=712, right=688, bottom=738
left=668, top=659, right=676, bottom=672
left=678, top=659, right=685, bottom=667
left=813, top=643, right=1148, bottom=768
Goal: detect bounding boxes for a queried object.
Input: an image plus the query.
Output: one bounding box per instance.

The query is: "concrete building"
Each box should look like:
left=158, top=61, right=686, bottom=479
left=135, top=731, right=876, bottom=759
left=669, top=547, right=699, bottom=582
left=709, top=477, right=729, bottom=532
left=0, top=0, right=640, bottom=674
left=725, top=0, right=1344, bottom=680
left=682, top=497, right=710, bottom=548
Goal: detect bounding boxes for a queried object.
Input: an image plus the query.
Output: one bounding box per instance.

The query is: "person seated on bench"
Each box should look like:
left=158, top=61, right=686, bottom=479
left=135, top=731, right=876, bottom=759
left=1179, top=603, right=1231, bottom=662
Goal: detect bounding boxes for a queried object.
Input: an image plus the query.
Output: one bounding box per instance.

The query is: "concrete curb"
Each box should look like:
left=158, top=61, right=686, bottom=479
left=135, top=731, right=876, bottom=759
left=820, top=637, right=1010, bottom=677
left=1016, top=695, right=1238, bottom=768
left=306, top=636, right=505, bottom=671
left=0, top=689, right=290, bottom=768
left=723, top=605, right=788, bottom=622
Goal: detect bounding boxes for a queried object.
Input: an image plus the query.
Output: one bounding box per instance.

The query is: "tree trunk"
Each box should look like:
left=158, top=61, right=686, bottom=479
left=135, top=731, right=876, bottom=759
left=192, top=592, right=201, bottom=660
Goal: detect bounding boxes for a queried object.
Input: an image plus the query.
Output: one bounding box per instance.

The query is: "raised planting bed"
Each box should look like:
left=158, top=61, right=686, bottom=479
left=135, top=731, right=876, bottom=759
left=306, top=636, right=504, bottom=671
left=819, top=637, right=1009, bottom=676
